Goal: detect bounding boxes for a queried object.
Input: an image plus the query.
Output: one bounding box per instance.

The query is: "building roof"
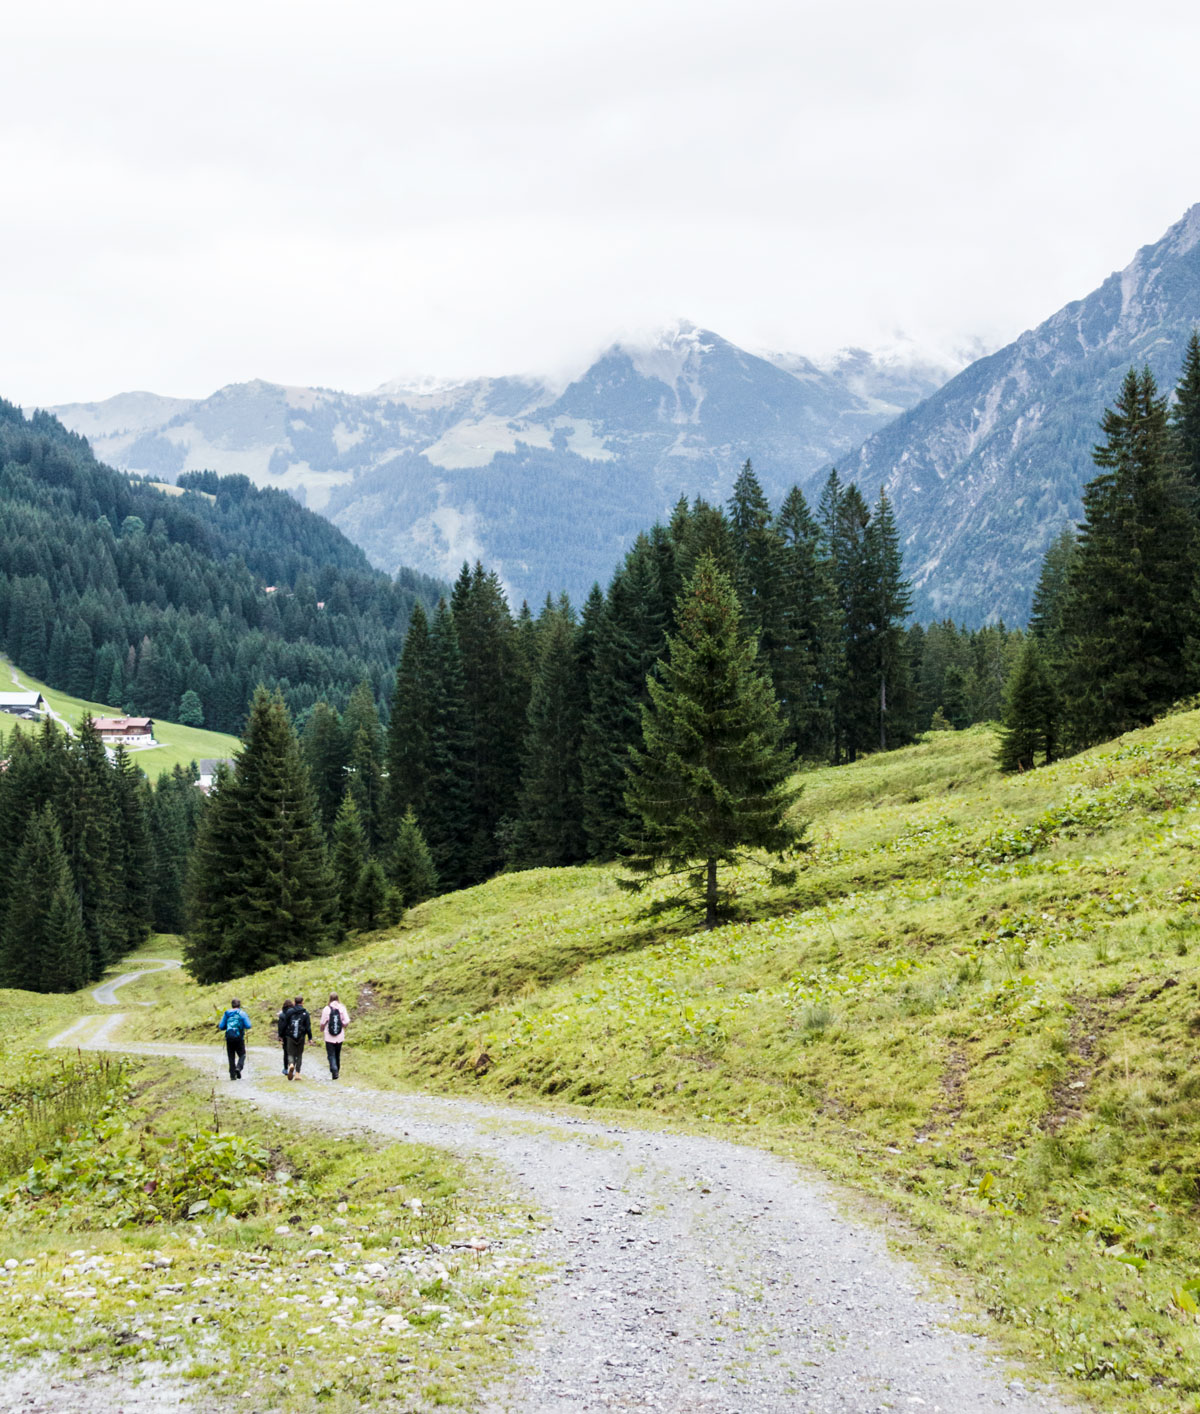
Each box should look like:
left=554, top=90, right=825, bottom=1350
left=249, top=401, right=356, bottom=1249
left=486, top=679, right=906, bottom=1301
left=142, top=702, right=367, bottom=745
left=0, top=692, right=45, bottom=707
left=198, top=758, right=235, bottom=774
left=94, top=716, right=153, bottom=731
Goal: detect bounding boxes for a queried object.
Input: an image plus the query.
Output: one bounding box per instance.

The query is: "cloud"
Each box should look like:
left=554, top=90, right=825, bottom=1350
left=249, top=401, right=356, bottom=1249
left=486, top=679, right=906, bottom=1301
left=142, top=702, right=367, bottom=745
left=4, top=0, right=1200, bottom=403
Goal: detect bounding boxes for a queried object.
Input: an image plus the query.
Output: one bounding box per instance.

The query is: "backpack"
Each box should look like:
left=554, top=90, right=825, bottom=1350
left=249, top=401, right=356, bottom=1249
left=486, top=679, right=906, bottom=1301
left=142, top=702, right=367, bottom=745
left=327, top=1006, right=343, bottom=1038
left=225, top=1011, right=244, bottom=1039
left=288, top=1009, right=307, bottom=1041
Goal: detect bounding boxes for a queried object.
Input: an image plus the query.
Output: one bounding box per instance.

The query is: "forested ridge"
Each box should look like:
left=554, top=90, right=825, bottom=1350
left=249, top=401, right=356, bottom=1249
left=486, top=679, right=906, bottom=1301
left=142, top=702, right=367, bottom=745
left=0, top=399, right=444, bottom=733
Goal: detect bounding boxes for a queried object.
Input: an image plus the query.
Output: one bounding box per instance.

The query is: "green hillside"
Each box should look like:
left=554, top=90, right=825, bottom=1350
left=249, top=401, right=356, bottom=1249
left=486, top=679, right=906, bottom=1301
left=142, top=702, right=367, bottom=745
left=2, top=657, right=239, bottom=776
left=140, top=713, right=1200, bottom=1411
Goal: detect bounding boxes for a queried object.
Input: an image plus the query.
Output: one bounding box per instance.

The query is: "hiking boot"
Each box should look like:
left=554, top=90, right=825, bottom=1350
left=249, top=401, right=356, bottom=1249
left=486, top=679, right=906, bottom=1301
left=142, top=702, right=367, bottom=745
left=287, top=1063, right=295, bottom=1080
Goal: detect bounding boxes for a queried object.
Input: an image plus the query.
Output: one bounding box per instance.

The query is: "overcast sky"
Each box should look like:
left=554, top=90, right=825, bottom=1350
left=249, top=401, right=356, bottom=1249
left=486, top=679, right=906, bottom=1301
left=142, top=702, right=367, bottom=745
left=4, top=0, right=1200, bottom=406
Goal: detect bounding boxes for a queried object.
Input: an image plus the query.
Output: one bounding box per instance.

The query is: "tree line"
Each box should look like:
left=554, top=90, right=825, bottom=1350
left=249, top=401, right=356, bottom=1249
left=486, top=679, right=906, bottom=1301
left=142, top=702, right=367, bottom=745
left=1000, top=333, right=1200, bottom=769
left=0, top=715, right=201, bottom=992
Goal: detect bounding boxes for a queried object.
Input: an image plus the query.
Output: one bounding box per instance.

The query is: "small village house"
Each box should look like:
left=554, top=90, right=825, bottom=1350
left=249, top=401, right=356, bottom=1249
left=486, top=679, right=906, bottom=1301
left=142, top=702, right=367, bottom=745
left=93, top=716, right=156, bottom=746
left=0, top=691, right=47, bottom=719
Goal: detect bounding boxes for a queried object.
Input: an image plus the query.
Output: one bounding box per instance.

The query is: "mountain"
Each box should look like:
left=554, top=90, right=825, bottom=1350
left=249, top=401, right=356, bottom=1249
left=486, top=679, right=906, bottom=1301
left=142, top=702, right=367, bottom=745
left=47, top=325, right=951, bottom=605
left=0, top=400, right=443, bottom=734
left=830, top=204, right=1200, bottom=624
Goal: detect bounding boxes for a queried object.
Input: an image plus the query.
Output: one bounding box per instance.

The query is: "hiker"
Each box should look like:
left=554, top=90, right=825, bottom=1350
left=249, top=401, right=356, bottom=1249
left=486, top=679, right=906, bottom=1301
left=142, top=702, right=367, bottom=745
left=276, top=997, right=294, bottom=1075
left=320, top=992, right=351, bottom=1079
left=217, top=998, right=251, bottom=1080
left=284, top=995, right=312, bottom=1079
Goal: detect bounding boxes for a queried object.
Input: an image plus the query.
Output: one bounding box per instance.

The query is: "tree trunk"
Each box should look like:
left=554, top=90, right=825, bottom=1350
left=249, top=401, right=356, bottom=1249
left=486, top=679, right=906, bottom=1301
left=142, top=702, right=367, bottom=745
left=705, top=857, right=717, bottom=930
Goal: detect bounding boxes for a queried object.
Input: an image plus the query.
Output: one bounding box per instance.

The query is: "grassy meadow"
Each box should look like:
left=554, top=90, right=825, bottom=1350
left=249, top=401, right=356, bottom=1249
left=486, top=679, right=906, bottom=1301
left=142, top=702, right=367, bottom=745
left=134, top=712, right=1200, bottom=1411
left=0, top=657, right=239, bottom=777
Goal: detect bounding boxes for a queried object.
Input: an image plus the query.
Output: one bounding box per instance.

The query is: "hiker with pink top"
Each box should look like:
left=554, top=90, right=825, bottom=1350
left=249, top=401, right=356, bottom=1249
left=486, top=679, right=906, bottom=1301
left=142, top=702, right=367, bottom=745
left=321, top=993, right=351, bottom=1078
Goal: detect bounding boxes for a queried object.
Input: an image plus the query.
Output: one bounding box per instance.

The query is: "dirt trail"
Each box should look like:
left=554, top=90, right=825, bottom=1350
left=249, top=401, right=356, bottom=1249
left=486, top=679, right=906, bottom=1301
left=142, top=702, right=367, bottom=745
left=48, top=974, right=1077, bottom=1414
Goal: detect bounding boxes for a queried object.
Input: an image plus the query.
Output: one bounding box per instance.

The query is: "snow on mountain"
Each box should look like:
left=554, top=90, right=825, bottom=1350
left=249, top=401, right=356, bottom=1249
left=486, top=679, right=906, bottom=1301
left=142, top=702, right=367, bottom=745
left=48, top=329, right=947, bottom=605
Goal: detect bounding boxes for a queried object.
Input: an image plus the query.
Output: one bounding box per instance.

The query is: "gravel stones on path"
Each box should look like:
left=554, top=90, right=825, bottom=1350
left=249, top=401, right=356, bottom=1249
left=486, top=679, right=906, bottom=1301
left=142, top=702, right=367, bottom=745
left=66, top=1005, right=1078, bottom=1414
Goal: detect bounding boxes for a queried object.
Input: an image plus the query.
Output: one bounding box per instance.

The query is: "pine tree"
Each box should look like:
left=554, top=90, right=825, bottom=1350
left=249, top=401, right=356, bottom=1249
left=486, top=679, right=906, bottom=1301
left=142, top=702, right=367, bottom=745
left=1061, top=366, right=1196, bottom=744
left=510, top=604, right=588, bottom=866
left=728, top=460, right=784, bottom=667
left=301, top=701, right=347, bottom=834
left=997, top=638, right=1058, bottom=771
left=43, top=877, right=89, bottom=994
left=331, top=792, right=369, bottom=930
left=354, top=858, right=388, bottom=931
left=388, top=807, right=439, bottom=906
left=0, top=806, right=87, bottom=993
left=178, top=689, right=204, bottom=726
left=422, top=601, right=473, bottom=889
left=109, top=746, right=153, bottom=955
left=1029, top=528, right=1077, bottom=656
left=185, top=687, right=334, bottom=984
left=1172, top=328, right=1200, bottom=492
left=773, top=485, right=836, bottom=756
left=621, top=555, right=804, bottom=929
left=59, top=716, right=120, bottom=979
left=452, top=563, right=530, bottom=880
left=385, top=601, right=434, bottom=828
left=864, top=489, right=914, bottom=751
left=343, top=680, right=385, bottom=850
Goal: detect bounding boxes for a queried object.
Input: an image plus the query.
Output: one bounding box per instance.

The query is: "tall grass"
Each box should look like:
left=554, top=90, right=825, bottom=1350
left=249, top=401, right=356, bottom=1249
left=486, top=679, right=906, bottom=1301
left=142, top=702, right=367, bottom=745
left=0, top=1055, right=122, bottom=1182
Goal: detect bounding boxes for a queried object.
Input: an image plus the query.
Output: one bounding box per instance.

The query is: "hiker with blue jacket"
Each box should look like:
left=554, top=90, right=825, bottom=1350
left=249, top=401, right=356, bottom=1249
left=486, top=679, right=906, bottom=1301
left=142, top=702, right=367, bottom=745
left=218, top=999, right=251, bottom=1080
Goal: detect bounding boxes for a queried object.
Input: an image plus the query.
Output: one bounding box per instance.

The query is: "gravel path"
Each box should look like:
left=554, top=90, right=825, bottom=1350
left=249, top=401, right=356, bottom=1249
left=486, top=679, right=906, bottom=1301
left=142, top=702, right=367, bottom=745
left=50, top=974, right=1078, bottom=1414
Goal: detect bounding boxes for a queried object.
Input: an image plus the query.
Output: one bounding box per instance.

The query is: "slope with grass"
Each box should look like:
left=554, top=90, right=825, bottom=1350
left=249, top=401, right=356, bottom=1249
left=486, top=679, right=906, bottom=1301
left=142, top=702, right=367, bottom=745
left=136, top=715, right=1200, bottom=1411
left=1, top=658, right=239, bottom=777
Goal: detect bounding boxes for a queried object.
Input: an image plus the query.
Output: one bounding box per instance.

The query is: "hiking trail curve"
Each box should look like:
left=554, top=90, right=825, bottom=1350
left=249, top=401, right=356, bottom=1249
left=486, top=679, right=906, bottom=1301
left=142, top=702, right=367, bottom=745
left=47, top=964, right=1077, bottom=1414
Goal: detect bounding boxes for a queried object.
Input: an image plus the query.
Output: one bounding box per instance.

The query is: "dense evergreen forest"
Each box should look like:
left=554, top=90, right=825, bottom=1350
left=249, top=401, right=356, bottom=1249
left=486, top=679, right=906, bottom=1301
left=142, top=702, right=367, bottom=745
left=0, top=400, right=444, bottom=733
left=999, top=334, right=1200, bottom=769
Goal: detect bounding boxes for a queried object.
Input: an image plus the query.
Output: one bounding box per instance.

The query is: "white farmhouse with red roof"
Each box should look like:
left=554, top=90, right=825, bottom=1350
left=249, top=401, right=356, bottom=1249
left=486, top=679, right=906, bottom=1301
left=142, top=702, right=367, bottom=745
left=93, top=716, right=156, bottom=746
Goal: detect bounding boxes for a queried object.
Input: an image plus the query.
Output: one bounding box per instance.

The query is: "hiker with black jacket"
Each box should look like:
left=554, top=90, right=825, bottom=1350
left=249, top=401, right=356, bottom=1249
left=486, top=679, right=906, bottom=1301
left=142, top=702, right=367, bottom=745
left=284, top=996, right=312, bottom=1079
left=276, top=998, right=294, bottom=1075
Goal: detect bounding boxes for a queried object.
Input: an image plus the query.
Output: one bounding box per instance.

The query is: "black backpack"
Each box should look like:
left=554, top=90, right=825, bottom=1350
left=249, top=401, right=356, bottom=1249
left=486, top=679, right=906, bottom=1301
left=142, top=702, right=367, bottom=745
left=327, top=1006, right=343, bottom=1038
left=288, top=1009, right=307, bottom=1041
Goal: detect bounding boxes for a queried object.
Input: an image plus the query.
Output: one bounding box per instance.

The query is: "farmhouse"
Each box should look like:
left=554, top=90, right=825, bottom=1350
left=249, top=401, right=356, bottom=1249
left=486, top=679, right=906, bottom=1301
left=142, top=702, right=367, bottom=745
left=94, top=716, right=155, bottom=746
left=0, top=691, right=47, bottom=719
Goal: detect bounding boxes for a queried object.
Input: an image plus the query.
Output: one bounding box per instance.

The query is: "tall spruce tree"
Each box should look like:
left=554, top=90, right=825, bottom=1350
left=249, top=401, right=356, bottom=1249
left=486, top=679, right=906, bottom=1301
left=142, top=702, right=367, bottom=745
left=1172, top=328, right=1200, bottom=492
left=621, top=555, right=804, bottom=929
left=331, top=793, right=369, bottom=931
left=774, top=484, right=836, bottom=757
left=1029, top=528, right=1077, bottom=656
left=452, top=563, right=529, bottom=880
left=864, top=489, right=914, bottom=751
left=389, top=807, right=439, bottom=906
left=580, top=557, right=667, bottom=858
left=385, top=601, right=434, bottom=829
left=728, top=461, right=784, bottom=667
left=997, top=638, right=1059, bottom=771
left=343, top=680, right=385, bottom=850
left=510, top=602, right=588, bottom=867
left=422, top=600, right=474, bottom=889
left=1061, top=366, right=1196, bottom=744
left=301, top=701, right=348, bottom=835
left=0, top=806, right=87, bottom=993
left=185, top=687, right=334, bottom=984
